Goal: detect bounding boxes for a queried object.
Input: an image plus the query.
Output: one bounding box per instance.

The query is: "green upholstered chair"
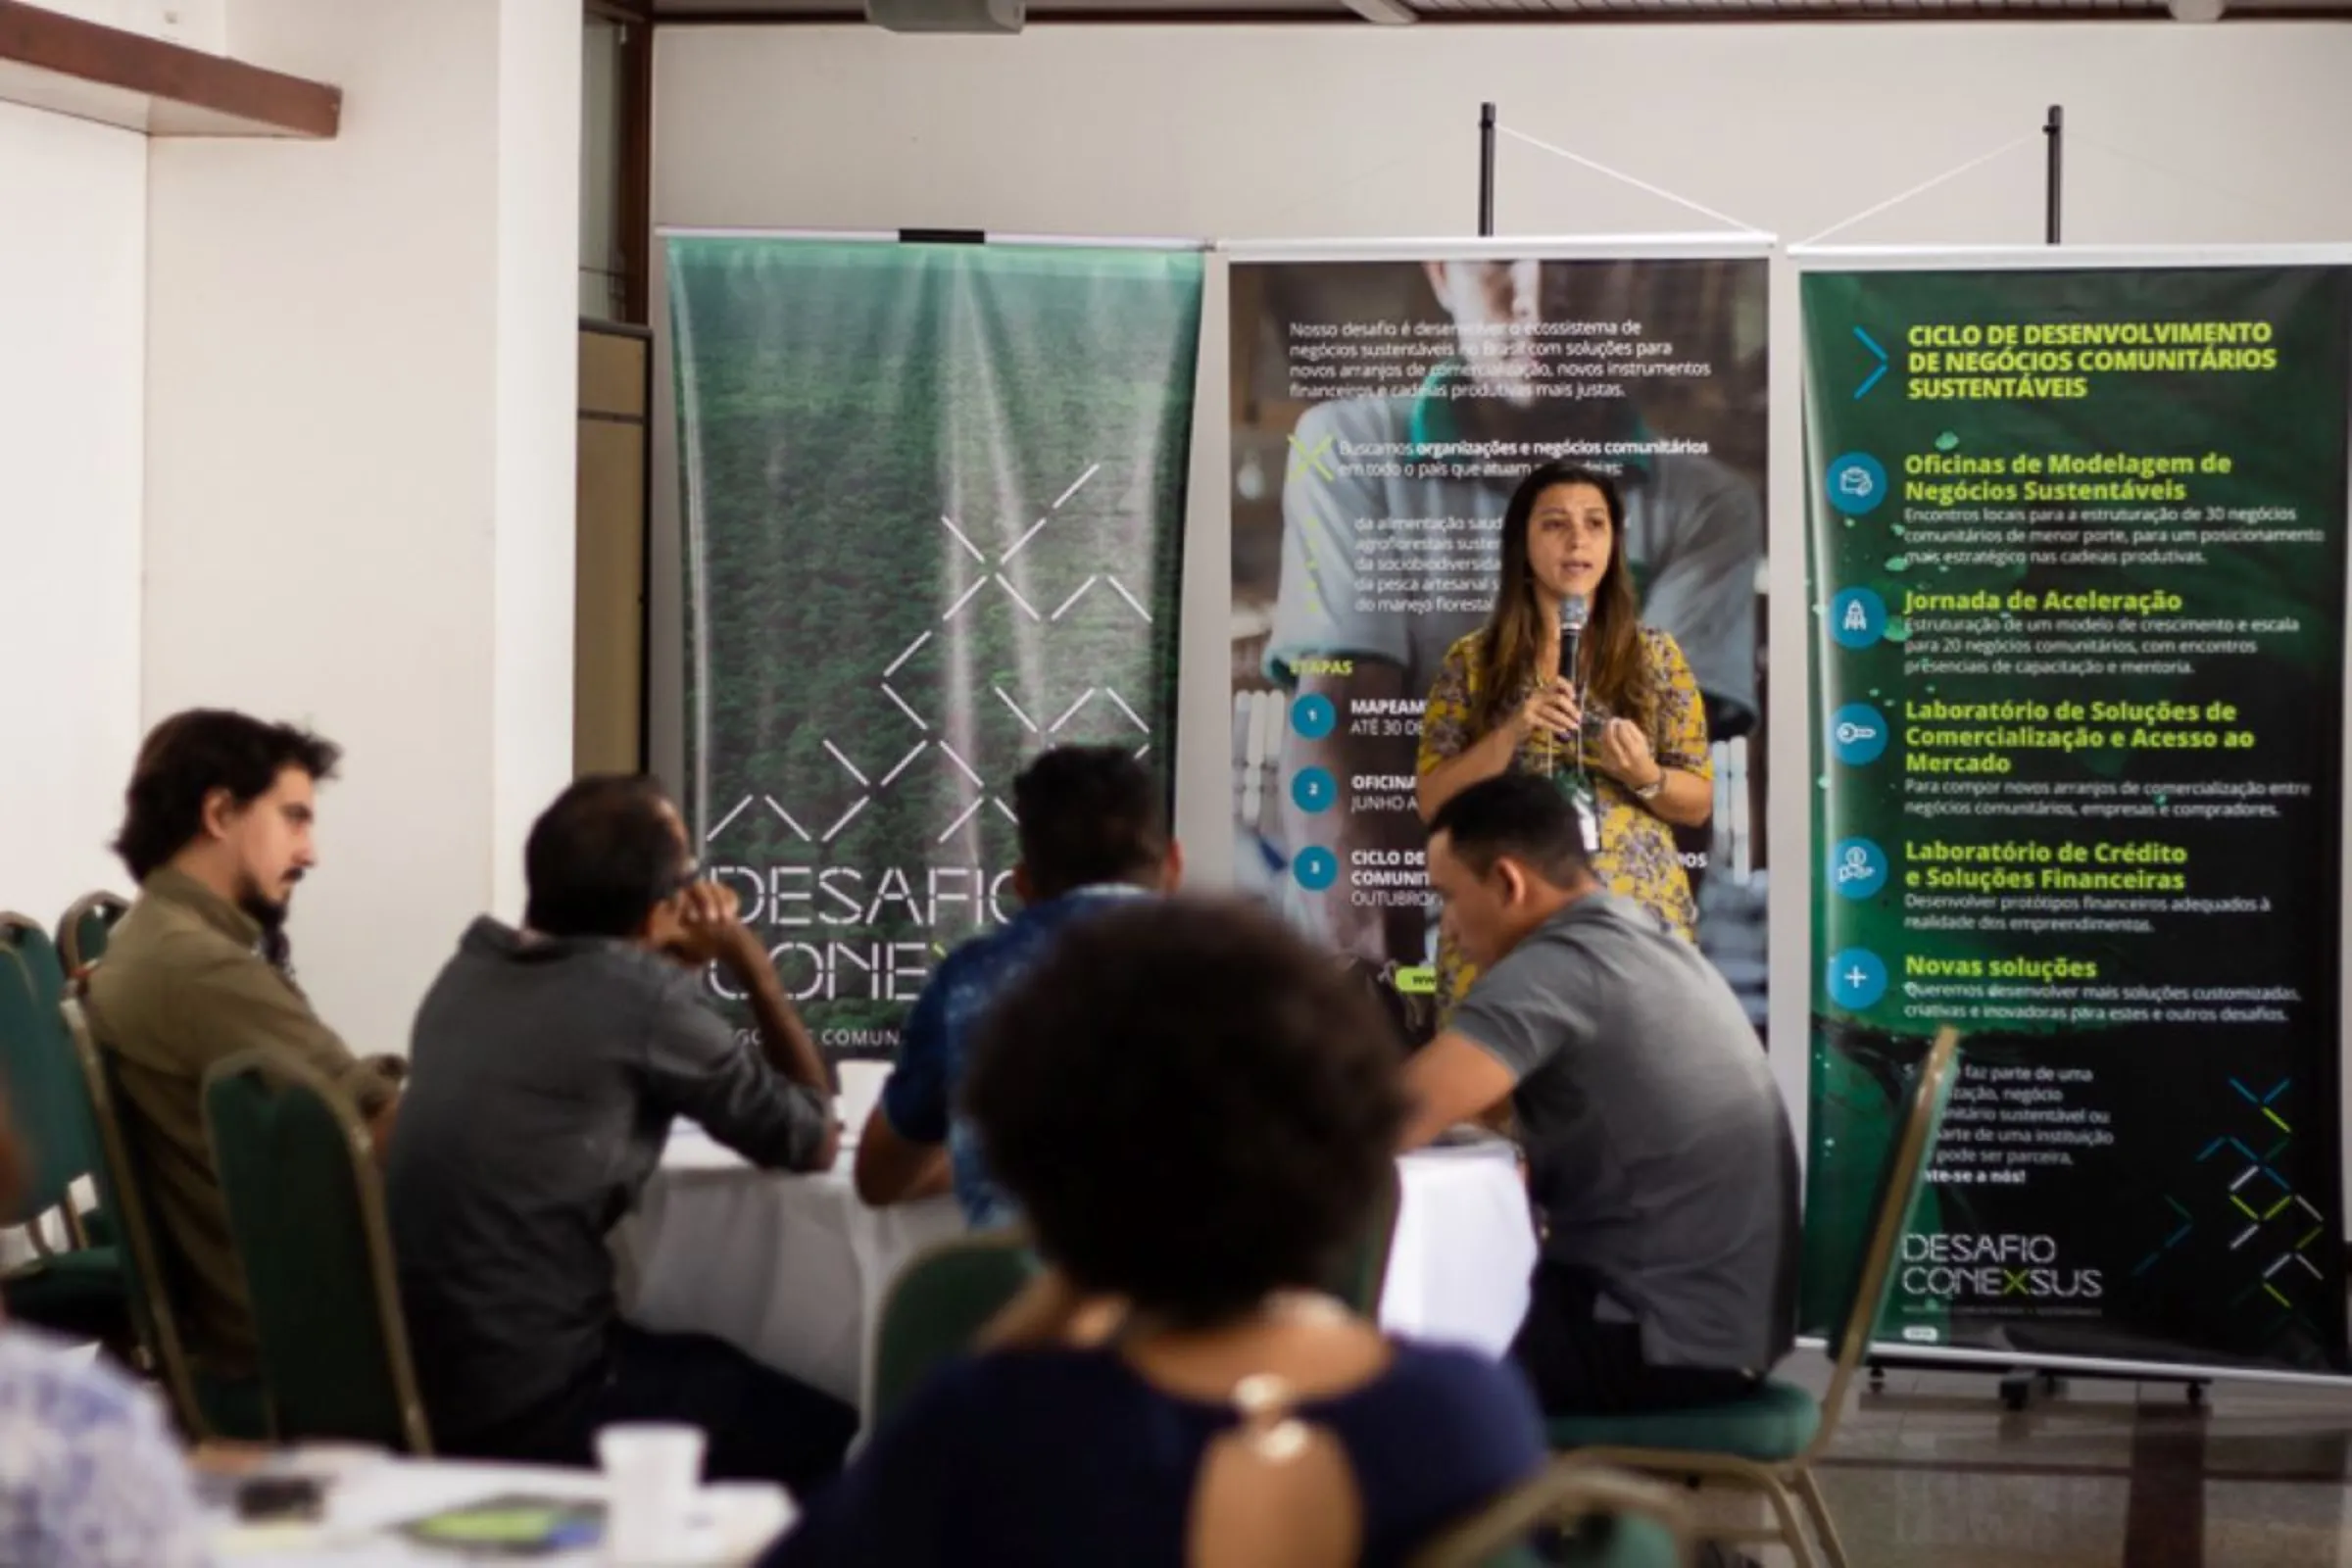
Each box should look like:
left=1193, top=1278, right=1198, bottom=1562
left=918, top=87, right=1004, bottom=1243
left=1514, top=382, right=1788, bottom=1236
left=0, top=924, right=126, bottom=1344
left=0, top=917, right=95, bottom=1233
left=202, top=1050, right=431, bottom=1453
left=1408, top=1459, right=1694, bottom=1568
left=1326, top=1157, right=1401, bottom=1319
left=867, top=1228, right=1039, bottom=1425
left=55, top=893, right=128, bottom=980
left=1544, top=1026, right=1963, bottom=1568
left=63, top=996, right=266, bottom=1442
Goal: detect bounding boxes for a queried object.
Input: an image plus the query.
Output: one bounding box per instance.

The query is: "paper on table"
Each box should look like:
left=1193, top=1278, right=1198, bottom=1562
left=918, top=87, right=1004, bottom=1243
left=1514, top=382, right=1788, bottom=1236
left=836, top=1060, right=888, bottom=1145
left=210, top=1474, right=793, bottom=1566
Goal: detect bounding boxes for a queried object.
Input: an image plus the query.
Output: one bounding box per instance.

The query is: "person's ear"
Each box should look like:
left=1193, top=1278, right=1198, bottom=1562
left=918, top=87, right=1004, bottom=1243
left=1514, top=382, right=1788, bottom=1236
left=637, top=895, right=672, bottom=943
left=199, top=787, right=240, bottom=842
left=1160, top=840, right=1185, bottom=893
left=1012, top=863, right=1037, bottom=906
left=1495, top=858, right=1529, bottom=909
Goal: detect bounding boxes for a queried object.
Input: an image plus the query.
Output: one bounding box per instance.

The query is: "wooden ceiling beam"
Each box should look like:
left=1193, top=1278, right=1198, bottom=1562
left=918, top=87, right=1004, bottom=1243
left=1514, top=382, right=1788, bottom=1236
left=0, top=0, right=340, bottom=138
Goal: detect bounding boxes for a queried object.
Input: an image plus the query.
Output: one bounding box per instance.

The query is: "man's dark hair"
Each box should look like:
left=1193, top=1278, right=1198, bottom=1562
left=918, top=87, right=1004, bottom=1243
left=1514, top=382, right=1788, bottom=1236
left=522, top=775, right=692, bottom=939
left=963, top=897, right=1406, bottom=1325
left=1426, top=773, right=1593, bottom=887
left=113, top=710, right=343, bottom=882
left=1011, top=746, right=1168, bottom=900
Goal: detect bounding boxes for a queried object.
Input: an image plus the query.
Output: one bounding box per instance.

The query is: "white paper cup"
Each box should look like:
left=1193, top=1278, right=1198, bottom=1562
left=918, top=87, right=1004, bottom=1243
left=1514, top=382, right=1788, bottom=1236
left=597, top=1423, right=707, bottom=1564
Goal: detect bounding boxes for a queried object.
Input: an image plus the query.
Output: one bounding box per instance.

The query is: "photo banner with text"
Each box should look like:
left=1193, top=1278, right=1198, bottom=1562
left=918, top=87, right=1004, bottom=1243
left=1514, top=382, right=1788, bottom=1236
left=1229, top=245, right=1770, bottom=1042
left=1802, top=257, right=2352, bottom=1375
left=667, top=236, right=1201, bottom=1060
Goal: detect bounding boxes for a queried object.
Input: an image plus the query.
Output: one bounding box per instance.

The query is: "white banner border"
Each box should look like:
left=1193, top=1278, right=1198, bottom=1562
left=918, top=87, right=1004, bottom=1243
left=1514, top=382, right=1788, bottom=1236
left=1791, top=242, right=2352, bottom=272
left=1222, top=233, right=1777, bottom=265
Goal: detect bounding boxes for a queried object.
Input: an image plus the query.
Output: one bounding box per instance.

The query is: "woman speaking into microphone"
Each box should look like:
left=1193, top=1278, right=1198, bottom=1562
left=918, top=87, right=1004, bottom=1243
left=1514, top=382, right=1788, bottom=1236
left=1416, top=462, right=1716, bottom=1009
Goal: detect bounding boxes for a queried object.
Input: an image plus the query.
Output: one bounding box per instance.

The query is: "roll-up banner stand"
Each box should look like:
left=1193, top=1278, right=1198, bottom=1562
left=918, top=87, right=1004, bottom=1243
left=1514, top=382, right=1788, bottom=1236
left=1799, top=244, right=2352, bottom=1386
left=1225, top=235, right=1773, bottom=1048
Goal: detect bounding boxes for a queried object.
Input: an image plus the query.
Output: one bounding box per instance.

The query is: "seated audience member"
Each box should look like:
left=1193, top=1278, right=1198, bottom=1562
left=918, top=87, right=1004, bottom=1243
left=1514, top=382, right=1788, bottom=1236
left=1400, top=775, right=1798, bottom=1416
left=387, top=775, right=852, bottom=1490
left=0, top=1095, right=212, bottom=1568
left=854, top=745, right=1182, bottom=1226
left=84, top=709, right=401, bottom=1380
left=766, top=898, right=1544, bottom=1568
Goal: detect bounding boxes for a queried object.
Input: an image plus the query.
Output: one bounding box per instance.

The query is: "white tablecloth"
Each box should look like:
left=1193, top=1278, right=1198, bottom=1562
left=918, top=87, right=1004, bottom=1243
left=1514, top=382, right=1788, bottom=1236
left=623, top=1130, right=1537, bottom=1412
left=621, top=1133, right=964, bottom=1406
left=213, top=1454, right=791, bottom=1566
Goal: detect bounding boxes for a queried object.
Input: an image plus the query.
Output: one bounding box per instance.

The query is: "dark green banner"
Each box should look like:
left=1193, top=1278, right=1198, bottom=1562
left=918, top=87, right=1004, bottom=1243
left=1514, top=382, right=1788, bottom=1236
left=1802, top=260, right=2352, bottom=1374
left=666, top=237, right=1201, bottom=1060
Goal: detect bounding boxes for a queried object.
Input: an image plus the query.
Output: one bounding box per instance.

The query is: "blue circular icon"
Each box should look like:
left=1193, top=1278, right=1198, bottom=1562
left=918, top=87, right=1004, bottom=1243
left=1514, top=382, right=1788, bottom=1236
left=1293, top=846, right=1340, bottom=892
left=1829, top=837, right=1888, bottom=901
left=1291, top=766, right=1337, bottom=814
left=1827, top=452, right=1888, bottom=516
left=1292, top=694, right=1337, bottom=740
left=1829, top=587, right=1887, bottom=650
left=1827, top=948, right=1889, bottom=1011
left=1830, top=702, right=1889, bottom=767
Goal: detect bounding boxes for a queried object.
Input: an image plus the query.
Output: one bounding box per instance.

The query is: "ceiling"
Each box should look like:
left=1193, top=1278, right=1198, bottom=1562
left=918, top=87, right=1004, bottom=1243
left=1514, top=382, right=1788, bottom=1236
left=649, top=0, right=2350, bottom=19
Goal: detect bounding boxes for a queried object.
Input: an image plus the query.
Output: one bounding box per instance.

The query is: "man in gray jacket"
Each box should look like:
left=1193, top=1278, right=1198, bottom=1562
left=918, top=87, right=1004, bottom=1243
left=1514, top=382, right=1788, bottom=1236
left=388, top=775, right=849, bottom=1487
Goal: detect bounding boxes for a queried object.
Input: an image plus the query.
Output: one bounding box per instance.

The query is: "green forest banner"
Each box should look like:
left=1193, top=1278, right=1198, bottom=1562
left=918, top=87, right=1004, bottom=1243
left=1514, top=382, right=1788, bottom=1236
left=1802, top=256, right=2352, bottom=1376
left=666, top=236, right=1202, bottom=1059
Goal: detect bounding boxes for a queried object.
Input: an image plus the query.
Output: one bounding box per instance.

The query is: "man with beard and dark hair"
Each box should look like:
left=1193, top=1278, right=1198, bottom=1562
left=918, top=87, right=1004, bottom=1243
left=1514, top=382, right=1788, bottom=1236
left=85, top=708, right=403, bottom=1381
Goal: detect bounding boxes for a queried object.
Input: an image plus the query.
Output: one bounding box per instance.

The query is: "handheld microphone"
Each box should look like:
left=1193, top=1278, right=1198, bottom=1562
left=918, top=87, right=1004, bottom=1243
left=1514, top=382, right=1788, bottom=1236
left=1558, top=593, right=1589, bottom=685
left=1555, top=593, right=1598, bottom=854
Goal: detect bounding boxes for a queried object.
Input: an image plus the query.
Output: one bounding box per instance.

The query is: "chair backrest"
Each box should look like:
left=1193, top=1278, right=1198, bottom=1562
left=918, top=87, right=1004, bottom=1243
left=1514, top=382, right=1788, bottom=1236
left=55, top=893, right=129, bottom=980
left=1406, top=1460, right=1693, bottom=1568
left=0, top=917, right=97, bottom=1220
left=0, top=916, right=67, bottom=1012
left=61, top=995, right=210, bottom=1436
left=1325, top=1159, right=1401, bottom=1319
left=869, top=1230, right=1041, bottom=1423
left=1812, top=1026, right=1962, bottom=1453
left=201, top=1050, right=431, bottom=1454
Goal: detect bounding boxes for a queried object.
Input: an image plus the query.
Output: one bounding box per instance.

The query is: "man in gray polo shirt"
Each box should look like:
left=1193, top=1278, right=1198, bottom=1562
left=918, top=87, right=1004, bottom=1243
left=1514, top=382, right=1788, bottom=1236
left=1399, top=773, right=1796, bottom=1413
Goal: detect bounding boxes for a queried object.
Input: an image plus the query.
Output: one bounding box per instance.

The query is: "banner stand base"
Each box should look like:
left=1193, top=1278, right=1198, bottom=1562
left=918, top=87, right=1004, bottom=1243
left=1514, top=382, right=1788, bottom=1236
left=1858, top=1354, right=2209, bottom=1412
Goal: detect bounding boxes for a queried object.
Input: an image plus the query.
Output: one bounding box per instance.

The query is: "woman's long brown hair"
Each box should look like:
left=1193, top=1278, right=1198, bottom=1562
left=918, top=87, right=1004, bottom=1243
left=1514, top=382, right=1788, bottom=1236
left=1469, top=463, right=1652, bottom=741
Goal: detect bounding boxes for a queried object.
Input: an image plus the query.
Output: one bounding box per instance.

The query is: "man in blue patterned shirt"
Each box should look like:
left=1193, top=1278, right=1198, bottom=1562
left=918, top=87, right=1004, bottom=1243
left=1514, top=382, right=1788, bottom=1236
left=855, top=747, right=1181, bottom=1227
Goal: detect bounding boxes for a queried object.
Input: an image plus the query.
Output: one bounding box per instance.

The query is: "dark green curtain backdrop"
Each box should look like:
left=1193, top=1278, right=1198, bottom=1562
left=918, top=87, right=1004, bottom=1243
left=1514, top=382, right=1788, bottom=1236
left=667, top=237, right=1202, bottom=1059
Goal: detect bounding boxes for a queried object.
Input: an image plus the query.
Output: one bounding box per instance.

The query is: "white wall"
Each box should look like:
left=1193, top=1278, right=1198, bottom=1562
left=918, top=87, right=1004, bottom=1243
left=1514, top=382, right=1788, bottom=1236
left=494, top=0, right=589, bottom=923
left=17, top=0, right=225, bottom=53
left=0, top=102, right=146, bottom=927
left=654, top=24, right=2352, bottom=245
left=652, top=20, right=2352, bottom=1119
left=145, top=0, right=578, bottom=1050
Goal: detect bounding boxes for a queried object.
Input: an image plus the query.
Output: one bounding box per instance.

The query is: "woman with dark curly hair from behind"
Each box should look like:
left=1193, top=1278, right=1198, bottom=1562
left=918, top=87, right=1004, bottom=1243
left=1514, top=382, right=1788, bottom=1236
left=762, top=897, right=1544, bottom=1568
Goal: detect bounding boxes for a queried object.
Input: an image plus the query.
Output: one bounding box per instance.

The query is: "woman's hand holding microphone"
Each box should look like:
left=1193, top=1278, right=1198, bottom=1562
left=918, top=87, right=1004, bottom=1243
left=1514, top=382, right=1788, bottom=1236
left=1511, top=677, right=1583, bottom=747
left=1511, top=680, right=1664, bottom=796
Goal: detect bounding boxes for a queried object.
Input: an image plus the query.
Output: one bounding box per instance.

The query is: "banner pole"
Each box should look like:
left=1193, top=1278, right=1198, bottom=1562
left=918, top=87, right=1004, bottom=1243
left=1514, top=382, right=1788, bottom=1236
left=1479, top=102, right=1497, bottom=237
left=2044, top=105, right=2065, bottom=245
